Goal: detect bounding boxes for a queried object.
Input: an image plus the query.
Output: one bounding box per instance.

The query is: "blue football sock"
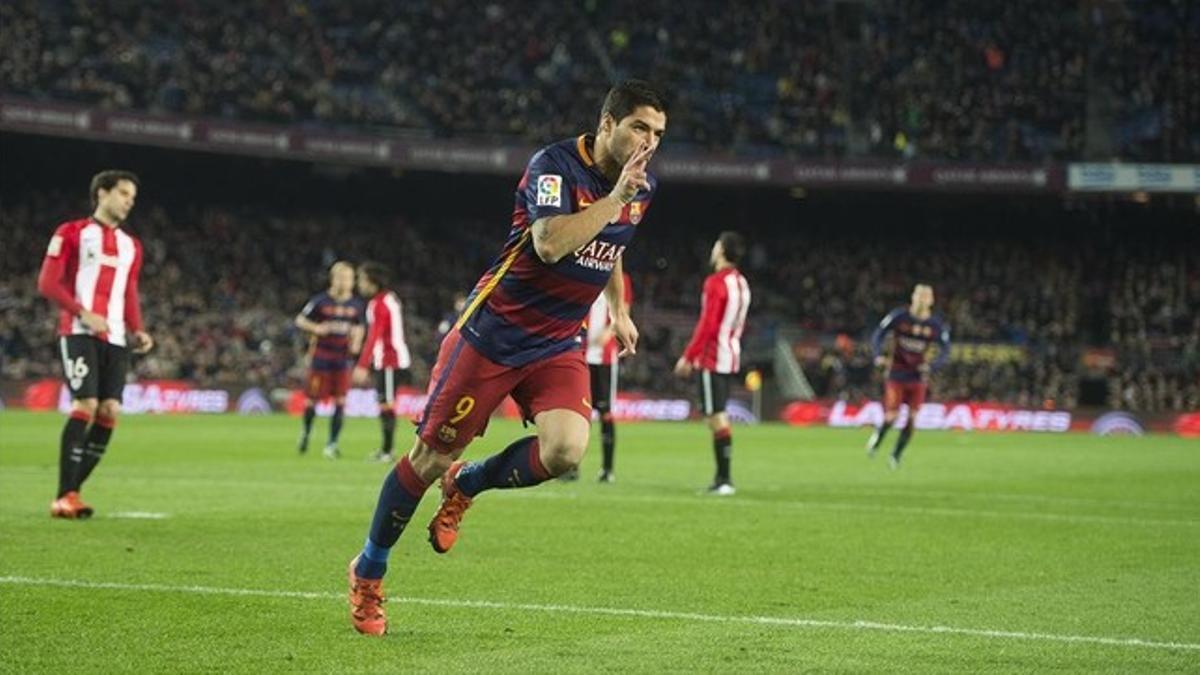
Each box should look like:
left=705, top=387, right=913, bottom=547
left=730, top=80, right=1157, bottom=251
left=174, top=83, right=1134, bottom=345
left=454, top=436, right=550, bottom=498
left=301, top=404, right=315, bottom=437
left=355, top=455, right=429, bottom=579
left=329, top=404, right=345, bottom=444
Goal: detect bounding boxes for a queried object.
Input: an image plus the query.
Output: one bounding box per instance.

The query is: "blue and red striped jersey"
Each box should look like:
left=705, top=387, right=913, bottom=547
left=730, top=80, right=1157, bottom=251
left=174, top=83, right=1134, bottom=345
left=870, top=307, right=951, bottom=382
left=300, top=291, right=364, bottom=371
left=456, top=134, right=656, bottom=367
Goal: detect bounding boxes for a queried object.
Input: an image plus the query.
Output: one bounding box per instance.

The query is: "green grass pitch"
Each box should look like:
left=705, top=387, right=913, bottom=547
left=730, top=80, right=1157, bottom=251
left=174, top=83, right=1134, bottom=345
left=1, top=411, right=1197, bottom=672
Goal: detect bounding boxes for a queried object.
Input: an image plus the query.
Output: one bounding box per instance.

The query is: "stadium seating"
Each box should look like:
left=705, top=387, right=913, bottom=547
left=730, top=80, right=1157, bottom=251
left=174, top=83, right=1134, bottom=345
left=2, top=186, right=1195, bottom=412
left=1, top=0, right=1195, bottom=160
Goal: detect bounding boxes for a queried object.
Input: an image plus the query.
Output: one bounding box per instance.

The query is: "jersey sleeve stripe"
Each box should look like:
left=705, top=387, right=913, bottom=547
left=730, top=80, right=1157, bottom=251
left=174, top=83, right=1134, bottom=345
left=455, top=229, right=532, bottom=331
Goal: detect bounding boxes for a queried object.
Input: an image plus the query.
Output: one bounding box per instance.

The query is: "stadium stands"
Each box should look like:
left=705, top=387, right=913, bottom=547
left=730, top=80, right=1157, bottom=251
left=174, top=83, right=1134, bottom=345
left=2, top=179, right=1195, bottom=412
left=2, top=0, right=1195, bottom=160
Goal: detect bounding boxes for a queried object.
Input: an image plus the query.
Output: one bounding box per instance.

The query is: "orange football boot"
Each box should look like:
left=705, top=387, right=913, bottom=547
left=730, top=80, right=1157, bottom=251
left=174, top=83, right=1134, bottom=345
left=50, top=491, right=94, bottom=519
left=347, top=557, right=387, bottom=636
left=427, top=460, right=474, bottom=554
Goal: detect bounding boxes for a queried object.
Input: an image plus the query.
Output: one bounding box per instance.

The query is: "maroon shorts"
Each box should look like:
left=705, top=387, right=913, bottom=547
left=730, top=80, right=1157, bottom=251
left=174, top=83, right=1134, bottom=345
left=306, top=368, right=350, bottom=400
left=417, top=330, right=591, bottom=454
left=884, top=379, right=927, bottom=414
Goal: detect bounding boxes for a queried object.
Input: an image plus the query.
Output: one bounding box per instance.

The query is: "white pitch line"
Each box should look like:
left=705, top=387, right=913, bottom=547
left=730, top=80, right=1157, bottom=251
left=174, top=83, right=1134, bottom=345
left=4, top=468, right=1196, bottom=524
left=108, top=511, right=170, bottom=519
left=0, top=576, right=1196, bottom=652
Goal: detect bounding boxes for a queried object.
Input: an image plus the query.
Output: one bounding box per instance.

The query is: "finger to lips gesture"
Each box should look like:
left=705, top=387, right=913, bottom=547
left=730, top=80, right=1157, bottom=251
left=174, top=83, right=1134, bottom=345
left=614, top=144, right=652, bottom=204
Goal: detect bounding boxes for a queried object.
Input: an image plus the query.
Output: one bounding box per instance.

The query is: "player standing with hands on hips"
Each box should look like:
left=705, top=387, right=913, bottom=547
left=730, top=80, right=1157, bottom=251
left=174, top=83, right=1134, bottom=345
left=38, top=170, right=154, bottom=519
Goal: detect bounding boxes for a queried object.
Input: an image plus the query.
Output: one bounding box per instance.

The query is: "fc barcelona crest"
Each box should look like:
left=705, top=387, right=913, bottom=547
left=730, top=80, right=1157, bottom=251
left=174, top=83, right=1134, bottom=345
left=629, top=201, right=644, bottom=224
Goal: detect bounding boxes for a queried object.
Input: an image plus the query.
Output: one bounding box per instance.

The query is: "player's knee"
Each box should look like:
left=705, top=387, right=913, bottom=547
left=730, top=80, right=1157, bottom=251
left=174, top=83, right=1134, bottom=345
left=707, top=413, right=729, bottom=432
left=539, top=438, right=586, bottom=476
left=407, top=439, right=452, bottom=483
left=98, top=399, right=121, bottom=419
left=74, top=398, right=99, bottom=418
left=884, top=411, right=899, bottom=424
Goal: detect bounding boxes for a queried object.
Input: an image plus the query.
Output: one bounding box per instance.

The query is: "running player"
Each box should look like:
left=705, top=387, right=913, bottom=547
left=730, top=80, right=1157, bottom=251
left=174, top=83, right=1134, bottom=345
left=37, top=170, right=154, bottom=519
left=865, top=283, right=951, bottom=468
left=346, top=80, right=666, bottom=635
left=675, top=231, right=751, bottom=495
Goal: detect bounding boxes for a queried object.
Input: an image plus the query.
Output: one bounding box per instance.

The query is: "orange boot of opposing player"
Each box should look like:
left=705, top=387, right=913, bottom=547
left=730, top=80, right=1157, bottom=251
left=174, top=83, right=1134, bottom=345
left=347, top=556, right=387, bottom=636
left=427, top=461, right=474, bottom=554
left=50, top=491, right=94, bottom=519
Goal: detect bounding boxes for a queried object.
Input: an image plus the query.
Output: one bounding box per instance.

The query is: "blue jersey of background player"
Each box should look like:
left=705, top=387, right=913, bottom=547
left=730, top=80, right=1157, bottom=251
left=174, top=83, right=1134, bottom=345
left=866, top=283, right=950, bottom=467
left=295, top=261, right=364, bottom=457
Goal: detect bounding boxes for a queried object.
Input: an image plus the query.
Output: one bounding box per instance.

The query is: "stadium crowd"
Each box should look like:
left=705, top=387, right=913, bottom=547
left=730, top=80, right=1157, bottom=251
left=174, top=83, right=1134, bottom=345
left=1, top=184, right=1196, bottom=413
left=2, top=0, right=1196, bottom=161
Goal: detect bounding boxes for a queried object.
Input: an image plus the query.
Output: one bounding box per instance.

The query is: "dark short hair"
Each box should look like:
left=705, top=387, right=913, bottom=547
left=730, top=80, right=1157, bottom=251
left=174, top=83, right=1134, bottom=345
left=359, top=261, right=391, bottom=289
left=90, top=170, right=140, bottom=208
left=718, top=231, right=746, bottom=265
left=600, top=79, right=666, bottom=124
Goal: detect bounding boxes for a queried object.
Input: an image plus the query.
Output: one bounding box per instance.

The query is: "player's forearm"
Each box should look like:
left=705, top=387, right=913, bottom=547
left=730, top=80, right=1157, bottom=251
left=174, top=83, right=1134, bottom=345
left=37, top=261, right=83, bottom=315
left=295, top=316, right=320, bottom=332
left=603, top=260, right=628, bottom=319
left=531, top=196, right=624, bottom=264
left=124, top=279, right=144, bottom=332
left=125, top=300, right=144, bottom=332
left=683, top=317, right=718, bottom=361
left=932, top=342, right=951, bottom=370
left=869, top=327, right=888, bottom=358
left=869, top=335, right=884, bottom=358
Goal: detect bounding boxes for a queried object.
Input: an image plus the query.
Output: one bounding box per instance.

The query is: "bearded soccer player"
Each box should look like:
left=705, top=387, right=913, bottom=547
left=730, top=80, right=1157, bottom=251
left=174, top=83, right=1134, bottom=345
left=296, top=261, right=365, bottom=459
left=352, top=261, right=412, bottom=463
left=38, top=170, right=154, bottom=519
left=865, top=283, right=951, bottom=468
left=675, top=231, right=751, bottom=495
left=584, top=269, right=633, bottom=482
left=346, top=80, right=665, bottom=635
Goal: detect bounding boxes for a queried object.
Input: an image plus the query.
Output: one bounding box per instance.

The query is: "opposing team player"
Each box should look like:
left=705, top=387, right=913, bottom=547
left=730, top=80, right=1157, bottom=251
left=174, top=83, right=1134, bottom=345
left=295, top=261, right=364, bottom=459
left=675, top=231, right=751, bottom=496
left=346, top=80, right=666, bottom=635
left=584, top=270, right=633, bottom=482
left=37, top=170, right=154, bottom=519
left=352, top=261, right=412, bottom=463
left=865, top=283, right=951, bottom=468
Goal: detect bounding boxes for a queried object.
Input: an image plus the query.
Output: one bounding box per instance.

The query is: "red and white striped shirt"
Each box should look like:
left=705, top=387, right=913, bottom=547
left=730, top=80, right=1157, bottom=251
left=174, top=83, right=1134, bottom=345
left=584, top=272, right=634, bottom=366
left=357, top=290, right=411, bottom=370
left=37, top=218, right=144, bottom=347
left=682, top=267, right=751, bottom=374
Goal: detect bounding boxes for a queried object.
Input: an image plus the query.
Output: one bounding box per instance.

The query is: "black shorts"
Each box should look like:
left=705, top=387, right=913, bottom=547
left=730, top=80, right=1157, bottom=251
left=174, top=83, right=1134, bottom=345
left=373, top=367, right=410, bottom=405
left=697, top=370, right=733, bottom=416
left=60, top=335, right=129, bottom=401
left=588, top=363, right=618, bottom=413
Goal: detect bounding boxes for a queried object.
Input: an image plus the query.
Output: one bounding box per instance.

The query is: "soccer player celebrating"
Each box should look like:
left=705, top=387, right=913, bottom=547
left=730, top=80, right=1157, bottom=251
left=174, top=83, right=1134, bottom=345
left=347, top=80, right=665, bottom=636
left=295, top=261, right=364, bottom=459
left=865, top=283, right=951, bottom=468
left=584, top=270, right=633, bottom=482
left=38, top=170, right=154, bottom=519
left=352, top=261, right=412, bottom=463
left=674, top=232, right=751, bottom=496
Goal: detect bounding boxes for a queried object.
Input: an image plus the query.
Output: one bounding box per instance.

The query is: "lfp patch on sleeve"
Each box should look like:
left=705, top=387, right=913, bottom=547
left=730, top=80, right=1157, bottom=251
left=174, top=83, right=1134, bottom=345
left=537, top=174, right=563, bottom=207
